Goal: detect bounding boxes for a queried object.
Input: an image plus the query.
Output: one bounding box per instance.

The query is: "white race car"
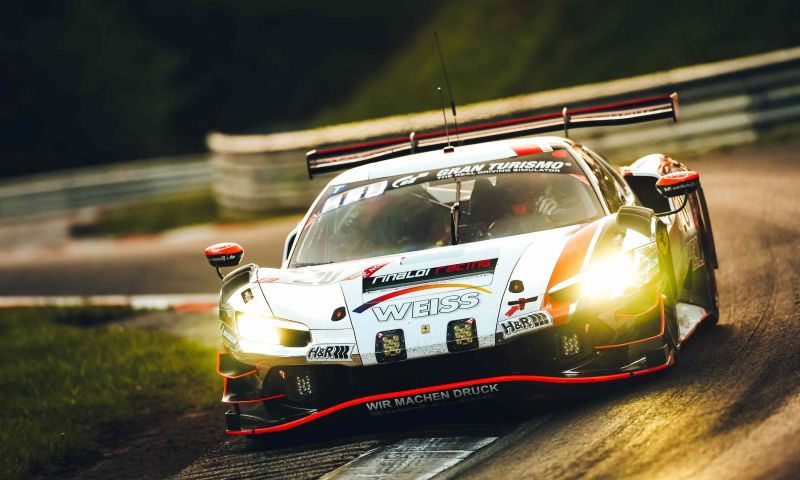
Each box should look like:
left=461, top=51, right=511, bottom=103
left=206, top=93, right=719, bottom=435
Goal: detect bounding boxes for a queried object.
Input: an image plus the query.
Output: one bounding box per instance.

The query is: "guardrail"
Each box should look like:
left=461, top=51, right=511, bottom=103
left=2, top=47, right=798, bottom=221
left=0, top=154, right=213, bottom=219
left=209, top=45, right=800, bottom=213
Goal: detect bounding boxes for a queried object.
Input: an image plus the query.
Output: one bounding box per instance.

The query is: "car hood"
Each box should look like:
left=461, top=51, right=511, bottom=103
left=254, top=223, right=590, bottom=366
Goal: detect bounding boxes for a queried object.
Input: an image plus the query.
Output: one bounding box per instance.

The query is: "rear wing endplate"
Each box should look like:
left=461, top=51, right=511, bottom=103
left=306, top=92, right=678, bottom=178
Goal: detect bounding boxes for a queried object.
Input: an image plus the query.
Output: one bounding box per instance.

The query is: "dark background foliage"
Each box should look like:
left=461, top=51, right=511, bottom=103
left=1, top=0, right=797, bottom=178
left=0, top=0, right=433, bottom=177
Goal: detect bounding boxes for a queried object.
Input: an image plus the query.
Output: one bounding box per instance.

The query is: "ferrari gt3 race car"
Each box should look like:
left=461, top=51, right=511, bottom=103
left=205, top=93, right=719, bottom=435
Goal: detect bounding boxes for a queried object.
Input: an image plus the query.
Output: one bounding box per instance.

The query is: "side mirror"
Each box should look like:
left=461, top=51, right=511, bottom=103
left=656, top=171, right=699, bottom=198
left=617, top=205, right=654, bottom=237
left=205, top=243, right=244, bottom=278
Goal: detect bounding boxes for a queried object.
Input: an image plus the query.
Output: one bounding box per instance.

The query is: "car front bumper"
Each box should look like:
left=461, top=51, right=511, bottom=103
left=220, top=316, right=673, bottom=435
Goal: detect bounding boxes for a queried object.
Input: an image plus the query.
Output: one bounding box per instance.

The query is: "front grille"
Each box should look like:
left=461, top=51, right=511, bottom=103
left=267, top=333, right=563, bottom=407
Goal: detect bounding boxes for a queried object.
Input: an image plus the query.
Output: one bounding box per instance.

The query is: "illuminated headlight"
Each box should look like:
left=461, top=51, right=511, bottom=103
left=235, top=313, right=311, bottom=351
left=236, top=313, right=281, bottom=344
left=580, top=242, right=658, bottom=300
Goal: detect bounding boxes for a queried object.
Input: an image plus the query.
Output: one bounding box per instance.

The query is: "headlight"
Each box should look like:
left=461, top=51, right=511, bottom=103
left=580, top=242, right=658, bottom=300
left=234, top=313, right=312, bottom=352
left=236, top=313, right=282, bottom=344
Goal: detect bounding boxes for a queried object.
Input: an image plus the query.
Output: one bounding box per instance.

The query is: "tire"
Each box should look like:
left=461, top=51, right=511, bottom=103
left=695, top=187, right=719, bottom=325
left=702, top=259, right=720, bottom=325
left=662, top=296, right=682, bottom=361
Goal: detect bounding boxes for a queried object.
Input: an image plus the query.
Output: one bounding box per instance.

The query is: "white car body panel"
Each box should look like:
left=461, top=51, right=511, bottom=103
left=226, top=135, right=689, bottom=369
left=255, top=221, right=585, bottom=366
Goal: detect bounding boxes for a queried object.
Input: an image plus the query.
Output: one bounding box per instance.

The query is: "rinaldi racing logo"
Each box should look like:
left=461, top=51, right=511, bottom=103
left=363, top=258, right=497, bottom=292
left=497, top=311, right=553, bottom=341
left=306, top=344, right=353, bottom=361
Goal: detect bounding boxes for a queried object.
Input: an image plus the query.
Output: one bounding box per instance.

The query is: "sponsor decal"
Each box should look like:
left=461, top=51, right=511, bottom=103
left=312, top=152, right=580, bottom=221
left=221, top=325, right=238, bottom=348
left=497, top=311, right=553, bottom=341
left=504, top=295, right=538, bottom=317
left=421, top=324, right=430, bottom=334
left=367, top=290, right=484, bottom=321
left=257, top=267, right=361, bottom=286
left=365, top=384, right=499, bottom=413
left=436, top=160, right=572, bottom=179
left=208, top=253, right=241, bottom=265
left=686, top=235, right=705, bottom=271
left=321, top=180, right=388, bottom=214
left=656, top=228, right=670, bottom=257
left=363, top=258, right=497, bottom=292
left=241, top=288, right=254, bottom=303
left=305, top=212, right=320, bottom=226
left=306, top=344, right=353, bottom=361
left=363, top=262, right=391, bottom=279
left=391, top=172, right=429, bottom=188
left=355, top=283, right=490, bottom=314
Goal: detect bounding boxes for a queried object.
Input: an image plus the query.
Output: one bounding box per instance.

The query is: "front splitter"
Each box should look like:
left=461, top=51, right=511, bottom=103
left=227, top=353, right=674, bottom=435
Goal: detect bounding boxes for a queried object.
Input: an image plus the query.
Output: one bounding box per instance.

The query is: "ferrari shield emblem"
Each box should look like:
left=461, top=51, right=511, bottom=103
left=656, top=228, right=670, bottom=256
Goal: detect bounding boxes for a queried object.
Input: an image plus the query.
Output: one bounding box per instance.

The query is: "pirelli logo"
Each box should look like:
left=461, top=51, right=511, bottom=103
left=306, top=344, right=353, bottom=361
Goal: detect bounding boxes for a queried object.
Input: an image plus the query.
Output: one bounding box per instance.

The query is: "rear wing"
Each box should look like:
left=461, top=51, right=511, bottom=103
left=306, top=92, right=679, bottom=178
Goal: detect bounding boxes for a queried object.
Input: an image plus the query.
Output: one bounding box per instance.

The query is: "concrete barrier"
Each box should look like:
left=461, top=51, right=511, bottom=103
left=0, top=154, right=213, bottom=219
left=3, top=47, right=798, bottom=220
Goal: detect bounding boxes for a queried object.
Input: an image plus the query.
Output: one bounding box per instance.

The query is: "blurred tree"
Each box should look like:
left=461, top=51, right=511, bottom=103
left=0, top=0, right=436, bottom=177
left=0, top=1, right=183, bottom=175
left=1, top=0, right=798, bottom=178
left=315, top=0, right=800, bottom=124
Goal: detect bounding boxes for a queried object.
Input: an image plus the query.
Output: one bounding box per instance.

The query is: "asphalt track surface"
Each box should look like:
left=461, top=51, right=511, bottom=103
left=3, top=140, right=800, bottom=479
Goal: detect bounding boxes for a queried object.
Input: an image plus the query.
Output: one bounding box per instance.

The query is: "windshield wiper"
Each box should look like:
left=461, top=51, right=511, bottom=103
left=450, top=180, right=461, bottom=245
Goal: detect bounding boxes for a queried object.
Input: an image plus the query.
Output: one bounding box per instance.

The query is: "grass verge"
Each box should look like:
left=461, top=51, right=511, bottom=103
left=71, top=188, right=305, bottom=238
left=71, top=188, right=220, bottom=237
left=0, top=307, right=220, bottom=478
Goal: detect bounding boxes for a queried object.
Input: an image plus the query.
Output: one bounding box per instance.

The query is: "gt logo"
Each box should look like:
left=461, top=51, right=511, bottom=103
left=391, top=172, right=429, bottom=188
left=307, top=344, right=353, bottom=361
left=373, top=292, right=480, bottom=321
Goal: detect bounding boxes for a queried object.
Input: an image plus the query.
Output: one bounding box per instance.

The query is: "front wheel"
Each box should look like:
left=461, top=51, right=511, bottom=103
left=662, top=295, right=681, bottom=364
left=702, top=259, right=720, bottom=325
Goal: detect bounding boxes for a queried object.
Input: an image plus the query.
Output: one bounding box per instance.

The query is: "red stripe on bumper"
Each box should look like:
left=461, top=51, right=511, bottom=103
left=227, top=357, right=674, bottom=435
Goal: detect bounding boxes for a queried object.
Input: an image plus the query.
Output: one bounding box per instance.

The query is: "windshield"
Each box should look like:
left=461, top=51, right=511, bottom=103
left=290, top=149, right=603, bottom=267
